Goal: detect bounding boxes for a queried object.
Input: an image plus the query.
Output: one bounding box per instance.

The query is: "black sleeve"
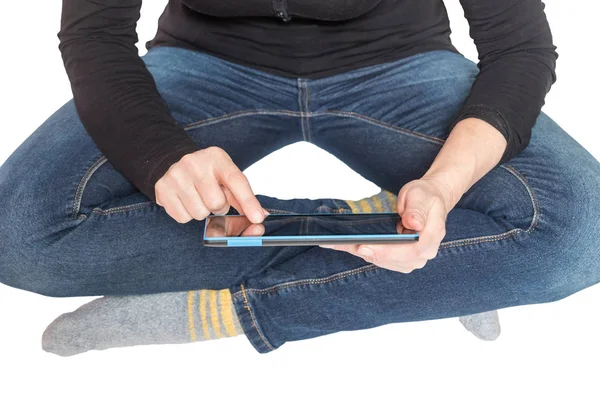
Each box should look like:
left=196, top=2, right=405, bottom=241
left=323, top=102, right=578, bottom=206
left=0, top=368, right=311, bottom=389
left=452, top=0, right=558, bottom=164
left=58, top=0, right=202, bottom=203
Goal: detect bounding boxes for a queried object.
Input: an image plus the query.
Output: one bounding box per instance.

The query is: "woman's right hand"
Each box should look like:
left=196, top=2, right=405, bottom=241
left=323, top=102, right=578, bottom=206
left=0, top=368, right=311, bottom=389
left=154, top=146, right=267, bottom=224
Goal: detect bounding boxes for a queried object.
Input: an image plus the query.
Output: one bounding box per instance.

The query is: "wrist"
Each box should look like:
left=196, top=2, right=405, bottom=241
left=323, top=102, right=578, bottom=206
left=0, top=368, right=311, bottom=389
left=419, top=117, right=507, bottom=211
left=420, top=172, right=461, bottom=212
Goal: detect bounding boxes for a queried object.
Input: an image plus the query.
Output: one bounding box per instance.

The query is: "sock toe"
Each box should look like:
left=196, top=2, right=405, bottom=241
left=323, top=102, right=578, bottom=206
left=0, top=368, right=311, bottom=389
left=42, top=312, right=91, bottom=357
left=459, top=310, right=501, bottom=341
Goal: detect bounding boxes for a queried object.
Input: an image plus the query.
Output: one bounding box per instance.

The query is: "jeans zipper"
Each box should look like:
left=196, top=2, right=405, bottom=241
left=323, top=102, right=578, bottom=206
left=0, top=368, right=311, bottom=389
left=272, top=0, right=291, bottom=22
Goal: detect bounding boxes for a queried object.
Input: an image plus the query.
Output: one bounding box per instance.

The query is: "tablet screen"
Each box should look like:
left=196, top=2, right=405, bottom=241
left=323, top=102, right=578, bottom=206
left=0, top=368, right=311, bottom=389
left=204, top=213, right=415, bottom=238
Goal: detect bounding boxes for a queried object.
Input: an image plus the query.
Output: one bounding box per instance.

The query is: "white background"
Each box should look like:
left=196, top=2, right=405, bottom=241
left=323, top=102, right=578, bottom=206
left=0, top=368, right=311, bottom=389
left=1, top=1, right=598, bottom=399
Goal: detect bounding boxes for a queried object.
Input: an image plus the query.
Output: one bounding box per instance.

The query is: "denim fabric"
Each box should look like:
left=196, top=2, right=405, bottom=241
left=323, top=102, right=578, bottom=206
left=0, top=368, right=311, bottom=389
left=1, top=46, right=599, bottom=353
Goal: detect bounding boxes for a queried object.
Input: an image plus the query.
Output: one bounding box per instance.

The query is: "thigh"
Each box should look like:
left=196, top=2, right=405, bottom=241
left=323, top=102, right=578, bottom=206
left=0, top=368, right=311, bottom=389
left=0, top=46, right=308, bottom=296
left=310, top=50, right=479, bottom=194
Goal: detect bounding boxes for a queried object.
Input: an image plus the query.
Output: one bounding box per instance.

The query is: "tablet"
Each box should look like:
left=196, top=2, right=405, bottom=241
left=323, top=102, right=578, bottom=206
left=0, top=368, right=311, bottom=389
left=203, top=212, right=419, bottom=247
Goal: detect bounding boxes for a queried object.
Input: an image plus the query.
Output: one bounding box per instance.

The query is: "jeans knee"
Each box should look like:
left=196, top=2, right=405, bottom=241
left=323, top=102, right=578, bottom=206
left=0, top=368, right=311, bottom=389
left=0, top=213, right=81, bottom=298
left=524, top=211, right=600, bottom=304
left=0, top=242, right=66, bottom=298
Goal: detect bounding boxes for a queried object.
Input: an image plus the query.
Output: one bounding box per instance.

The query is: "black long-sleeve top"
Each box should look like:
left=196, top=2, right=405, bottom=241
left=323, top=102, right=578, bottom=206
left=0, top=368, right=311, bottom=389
left=57, top=0, right=558, bottom=203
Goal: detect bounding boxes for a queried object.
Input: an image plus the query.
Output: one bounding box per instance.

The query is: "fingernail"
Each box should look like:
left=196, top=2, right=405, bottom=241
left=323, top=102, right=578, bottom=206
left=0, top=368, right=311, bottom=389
left=358, top=247, right=374, bottom=257
left=263, top=209, right=270, bottom=216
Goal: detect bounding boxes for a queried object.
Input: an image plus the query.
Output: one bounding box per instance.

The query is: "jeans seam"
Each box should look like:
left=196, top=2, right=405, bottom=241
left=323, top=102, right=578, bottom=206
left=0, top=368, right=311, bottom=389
left=439, top=229, right=522, bottom=249
left=90, top=202, right=156, bottom=215
left=265, top=206, right=349, bottom=215
left=87, top=204, right=287, bottom=217
left=264, top=208, right=296, bottom=214
left=72, top=155, right=107, bottom=219
left=304, top=81, right=312, bottom=142
left=181, top=109, right=444, bottom=146
left=321, top=110, right=446, bottom=145
left=438, top=163, right=541, bottom=249
left=501, top=164, right=541, bottom=233
left=232, top=264, right=379, bottom=297
left=316, top=206, right=349, bottom=213
left=297, top=80, right=308, bottom=141
left=182, top=109, right=299, bottom=131
left=240, top=284, right=276, bottom=351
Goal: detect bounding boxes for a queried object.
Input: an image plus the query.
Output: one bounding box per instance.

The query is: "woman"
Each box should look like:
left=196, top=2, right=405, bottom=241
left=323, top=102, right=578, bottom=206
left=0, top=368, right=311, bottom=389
left=1, top=0, right=599, bottom=355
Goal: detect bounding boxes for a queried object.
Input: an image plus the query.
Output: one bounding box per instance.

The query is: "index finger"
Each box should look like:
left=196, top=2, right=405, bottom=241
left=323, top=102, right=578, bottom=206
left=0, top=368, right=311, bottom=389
left=217, top=161, right=265, bottom=224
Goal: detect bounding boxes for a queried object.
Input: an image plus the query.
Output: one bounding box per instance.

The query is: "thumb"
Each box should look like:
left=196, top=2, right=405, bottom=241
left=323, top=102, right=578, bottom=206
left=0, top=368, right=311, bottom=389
left=400, top=187, right=429, bottom=231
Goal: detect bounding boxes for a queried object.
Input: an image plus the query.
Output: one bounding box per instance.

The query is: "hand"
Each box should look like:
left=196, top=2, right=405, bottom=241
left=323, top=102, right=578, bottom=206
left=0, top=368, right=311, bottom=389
left=154, top=146, right=268, bottom=224
left=320, top=178, right=451, bottom=273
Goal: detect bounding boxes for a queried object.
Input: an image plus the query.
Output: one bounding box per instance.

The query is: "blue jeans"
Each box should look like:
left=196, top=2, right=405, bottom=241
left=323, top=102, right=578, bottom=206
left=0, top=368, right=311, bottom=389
left=1, top=46, right=599, bottom=353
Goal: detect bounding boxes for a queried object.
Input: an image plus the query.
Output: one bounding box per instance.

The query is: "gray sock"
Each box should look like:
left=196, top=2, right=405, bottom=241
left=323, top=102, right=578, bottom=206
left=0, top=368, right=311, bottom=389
left=459, top=310, right=501, bottom=341
left=42, top=290, right=242, bottom=357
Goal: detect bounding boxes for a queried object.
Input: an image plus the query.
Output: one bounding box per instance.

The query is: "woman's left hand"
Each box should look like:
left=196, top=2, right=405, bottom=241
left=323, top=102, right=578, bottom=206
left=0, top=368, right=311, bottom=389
left=320, top=177, right=453, bottom=273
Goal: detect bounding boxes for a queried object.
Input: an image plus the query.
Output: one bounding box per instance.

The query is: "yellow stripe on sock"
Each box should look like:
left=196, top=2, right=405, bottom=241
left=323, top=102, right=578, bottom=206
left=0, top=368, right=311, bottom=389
left=187, top=291, right=197, bottom=342
left=372, top=193, right=384, bottom=212
left=209, top=290, right=224, bottom=339
left=358, top=199, right=373, bottom=213
left=219, top=289, right=240, bottom=336
left=346, top=199, right=361, bottom=213
left=385, top=190, right=397, bottom=212
left=199, top=290, right=211, bottom=340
